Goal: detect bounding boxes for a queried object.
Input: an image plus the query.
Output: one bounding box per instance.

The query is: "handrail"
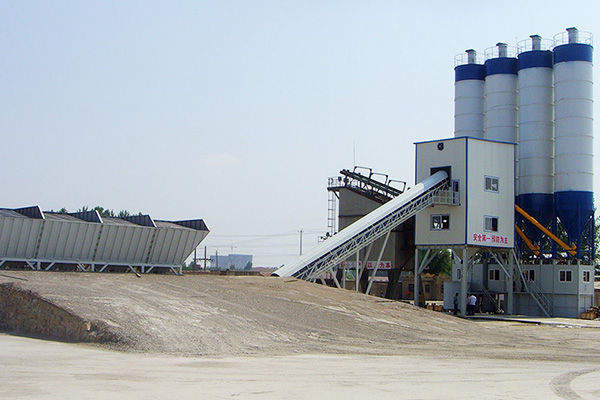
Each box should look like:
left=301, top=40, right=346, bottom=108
left=553, top=30, right=593, bottom=46
left=481, top=285, right=500, bottom=313
left=513, top=254, right=552, bottom=317
left=515, top=205, right=576, bottom=256
left=339, top=169, right=405, bottom=198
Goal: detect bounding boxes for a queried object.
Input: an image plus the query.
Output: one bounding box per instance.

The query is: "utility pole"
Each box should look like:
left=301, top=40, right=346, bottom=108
left=193, top=246, right=210, bottom=271
left=299, top=229, right=303, bottom=255
left=193, top=248, right=197, bottom=271
left=215, top=250, right=219, bottom=270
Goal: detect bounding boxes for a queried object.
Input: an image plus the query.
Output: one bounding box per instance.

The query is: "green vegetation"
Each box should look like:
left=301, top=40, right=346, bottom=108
left=420, top=249, right=452, bottom=277
left=53, top=206, right=142, bottom=218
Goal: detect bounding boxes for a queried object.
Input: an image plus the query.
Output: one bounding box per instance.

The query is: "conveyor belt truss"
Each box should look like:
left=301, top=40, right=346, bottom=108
left=274, top=171, right=449, bottom=280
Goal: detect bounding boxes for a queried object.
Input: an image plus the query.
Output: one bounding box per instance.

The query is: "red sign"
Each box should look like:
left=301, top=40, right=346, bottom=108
left=367, top=261, right=392, bottom=270
left=340, top=261, right=392, bottom=270
left=472, top=233, right=508, bottom=245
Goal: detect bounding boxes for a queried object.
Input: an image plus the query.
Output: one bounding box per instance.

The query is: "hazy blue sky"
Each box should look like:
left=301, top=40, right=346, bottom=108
left=2, top=1, right=600, bottom=266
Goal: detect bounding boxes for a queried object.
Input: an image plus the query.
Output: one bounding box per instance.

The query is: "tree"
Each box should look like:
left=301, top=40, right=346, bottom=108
left=182, top=260, right=196, bottom=271
left=420, top=249, right=452, bottom=276
left=75, top=206, right=140, bottom=218
left=117, top=210, right=131, bottom=218
left=93, top=206, right=115, bottom=217
left=244, top=261, right=253, bottom=270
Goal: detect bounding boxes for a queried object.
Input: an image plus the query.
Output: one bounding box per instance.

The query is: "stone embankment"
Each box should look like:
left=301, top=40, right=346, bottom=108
left=0, top=282, right=121, bottom=344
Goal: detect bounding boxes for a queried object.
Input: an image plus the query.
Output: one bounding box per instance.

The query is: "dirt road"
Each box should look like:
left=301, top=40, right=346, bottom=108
left=1, top=333, right=599, bottom=399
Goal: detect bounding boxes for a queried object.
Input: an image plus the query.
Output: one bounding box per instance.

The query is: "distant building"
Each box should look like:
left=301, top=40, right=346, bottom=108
left=210, top=254, right=253, bottom=270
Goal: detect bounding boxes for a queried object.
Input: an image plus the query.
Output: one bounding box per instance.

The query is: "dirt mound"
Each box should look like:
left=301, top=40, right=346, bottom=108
left=0, top=271, right=598, bottom=360
left=0, top=282, right=123, bottom=344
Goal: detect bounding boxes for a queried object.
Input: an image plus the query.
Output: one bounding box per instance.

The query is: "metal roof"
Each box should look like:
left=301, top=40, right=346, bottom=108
left=101, top=216, right=144, bottom=226
left=0, top=209, right=27, bottom=218
left=43, top=213, right=84, bottom=222
left=0, top=206, right=209, bottom=272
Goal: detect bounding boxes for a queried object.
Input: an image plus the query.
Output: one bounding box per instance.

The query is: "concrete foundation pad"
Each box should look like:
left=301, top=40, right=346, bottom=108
left=468, top=314, right=600, bottom=328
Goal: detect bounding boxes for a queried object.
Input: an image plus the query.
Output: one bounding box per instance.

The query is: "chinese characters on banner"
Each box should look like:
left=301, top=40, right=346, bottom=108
left=339, top=261, right=392, bottom=270
left=367, top=261, right=392, bottom=270
left=472, top=233, right=508, bottom=244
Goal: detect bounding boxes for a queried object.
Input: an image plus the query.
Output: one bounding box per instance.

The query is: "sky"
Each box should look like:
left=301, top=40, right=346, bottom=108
left=2, top=1, right=600, bottom=267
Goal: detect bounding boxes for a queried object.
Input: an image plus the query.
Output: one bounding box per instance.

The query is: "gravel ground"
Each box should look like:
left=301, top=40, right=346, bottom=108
left=0, top=271, right=599, bottom=363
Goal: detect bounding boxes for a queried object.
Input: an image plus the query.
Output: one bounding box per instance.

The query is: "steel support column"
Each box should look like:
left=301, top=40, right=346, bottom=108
left=506, top=252, right=514, bottom=315
left=460, top=247, right=468, bottom=317
left=365, top=230, right=391, bottom=295
left=355, top=252, right=360, bottom=291
left=414, top=249, right=433, bottom=307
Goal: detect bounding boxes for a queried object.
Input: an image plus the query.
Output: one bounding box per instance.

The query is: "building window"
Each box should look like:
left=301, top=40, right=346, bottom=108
left=524, top=270, right=535, bottom=281
left=489, top=269, right=500, bottom=281
left=431, top=214, right=450, bottom=230
left=484, top=216, right=499, bottom=232
left=424, top=284, right=431, bottom=294
left=485, top=176, right=499, bottom=193
left=456, top=268, right=462, bottom=280
left=583, top=270, right=591, bottom=282
left=451, top=180, right=460, bottom=204
left=559, top=270, right=572, bottom=282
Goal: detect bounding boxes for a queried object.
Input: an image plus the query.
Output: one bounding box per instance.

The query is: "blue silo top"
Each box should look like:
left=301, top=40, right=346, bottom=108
left=553, top=43, right=593, bottom=64
left=485, top=57, right=518, bottom=76
left=518, top=50, right=553, bottom=70
left=455, top=63, right=485, bottom=82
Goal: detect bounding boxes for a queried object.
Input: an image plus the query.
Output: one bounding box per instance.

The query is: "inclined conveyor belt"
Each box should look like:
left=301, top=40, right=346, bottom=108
left=273, top=171, right=448, bottom=280
left=339, top=169, right=404, bottom=197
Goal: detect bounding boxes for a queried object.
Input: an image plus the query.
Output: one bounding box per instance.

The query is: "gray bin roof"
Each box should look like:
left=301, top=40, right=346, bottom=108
left=0, top=206, right=209, bottom=267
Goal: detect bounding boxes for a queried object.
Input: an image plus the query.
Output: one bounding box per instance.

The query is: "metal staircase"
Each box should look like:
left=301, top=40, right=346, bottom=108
left=481, top=285, right=500, bottom=313
left=514, top=258, right=553, bottom=317
left=326, top=182, right=338, bottom=235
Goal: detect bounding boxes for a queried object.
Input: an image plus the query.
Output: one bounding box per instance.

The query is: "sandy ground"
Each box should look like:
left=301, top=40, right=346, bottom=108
left=1, top=271, right=600, bottom=398
left=1, top=334, right=599, bottom=399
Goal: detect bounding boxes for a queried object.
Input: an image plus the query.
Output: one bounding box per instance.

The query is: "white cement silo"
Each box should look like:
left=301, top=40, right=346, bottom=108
left=553, top=27, right=594, bottom=243
left=484, top=43, right=519, bottom=143
left=517, top=35, right=554, bottom=227
left=454, top=50, right=485, bottom=138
